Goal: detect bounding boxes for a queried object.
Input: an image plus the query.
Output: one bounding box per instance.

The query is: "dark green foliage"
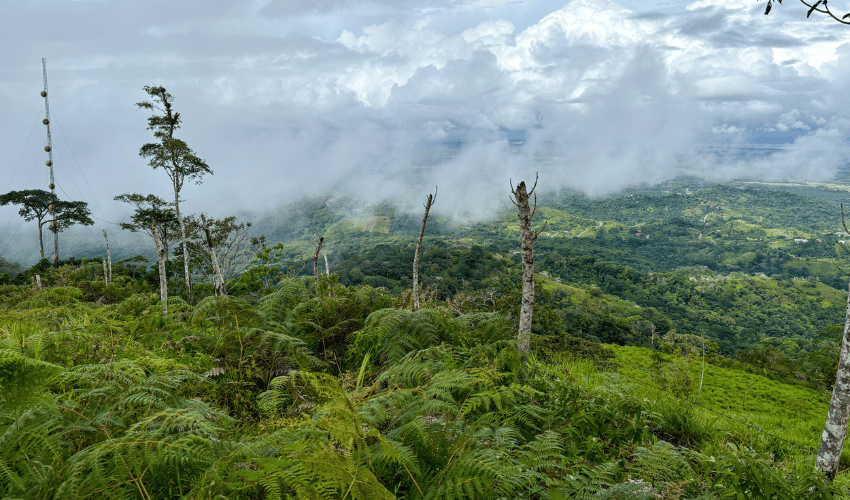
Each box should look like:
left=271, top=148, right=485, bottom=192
left=288, top=275, right=393, bottom=366
left=136, top=86, right=212, bottom=183
left=351, top=308, right=514, bottom=369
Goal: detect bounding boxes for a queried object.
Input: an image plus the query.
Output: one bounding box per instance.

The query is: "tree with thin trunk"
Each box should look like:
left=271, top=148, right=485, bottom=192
left=413, top=187, right=437, bottom=311
left=136, top=86, right=212, bottom=301
left=114, top=193, right=178, bottom=314
left=509, top=175, right=545, bottom=356
left=816, top=204, right=850, bottom=478
left=0, top=189, right=93, bottom=260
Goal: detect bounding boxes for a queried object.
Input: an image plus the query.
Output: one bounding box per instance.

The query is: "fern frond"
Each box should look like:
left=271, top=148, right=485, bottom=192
left=628, top=440, right=693, bottom=485
left=56, top=400, right=231, bottom=500
left=558, top=462, right=621, bottom=498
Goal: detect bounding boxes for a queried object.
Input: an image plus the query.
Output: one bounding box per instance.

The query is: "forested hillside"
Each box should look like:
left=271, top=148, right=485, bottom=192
left=3, top=180, right=850, bottom=497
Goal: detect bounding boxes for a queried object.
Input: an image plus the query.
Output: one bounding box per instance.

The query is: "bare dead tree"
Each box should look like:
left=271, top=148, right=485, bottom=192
left=817, top=204, right=850, bottom=478
left=324, top=253, right=330, bottom=276
left=200, top=213, right=227, bottom=296
left=413, top=187, right=437, bottom=311
left=313, top=236, right=325, bottom=281
left=102, top=229, right=112, bottom=284
left=182, top=214, right=251, bottom=293
left=763, top=0, right=850, bottom=23
left=509, top=174, right=545, bottom=356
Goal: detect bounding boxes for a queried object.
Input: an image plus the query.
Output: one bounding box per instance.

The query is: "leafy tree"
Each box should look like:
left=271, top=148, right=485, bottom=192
left=136, top=86, right=212, bottom=300
left=114, top=193, right=179, bottom=312
left=0, top=189, right=93, bottom=259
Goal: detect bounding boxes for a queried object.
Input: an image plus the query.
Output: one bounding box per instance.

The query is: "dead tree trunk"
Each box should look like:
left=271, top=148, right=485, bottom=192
left=818, top=205, right=850, bottom=478
left=201, top=214, right=227, bottom=296
left=102, top=259, right=108, bottom=287
left=103, top=230, right=112, bottom=284
left=509, top=175, right=544, bottom=356
left=413, top=187, right=437, bottom=311
left=151, top=225, right=168, bottom=314
left=324, top=253, right=330, bottom=276
left=313, top=236, right=324, bottom=281
left=817, top=281, right=850, bottom=478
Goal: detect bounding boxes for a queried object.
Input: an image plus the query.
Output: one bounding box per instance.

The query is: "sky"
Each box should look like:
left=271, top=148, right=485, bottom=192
left=2, top=0, right=850, bottom=262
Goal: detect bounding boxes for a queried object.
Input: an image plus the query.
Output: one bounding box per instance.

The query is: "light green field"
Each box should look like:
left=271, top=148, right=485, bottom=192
left=609, top=344, right=831, bottom=456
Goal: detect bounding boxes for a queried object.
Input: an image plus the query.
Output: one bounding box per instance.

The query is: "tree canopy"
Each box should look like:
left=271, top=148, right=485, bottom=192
left=136, top=86, right=212, bottom=191
left=0, top=189, right=94, bottom=259
left=114, top=193, right=179, bottom=256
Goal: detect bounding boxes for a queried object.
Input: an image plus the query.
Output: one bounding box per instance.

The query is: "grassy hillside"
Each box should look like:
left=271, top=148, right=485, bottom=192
left=611, top=345, right=830, bottom=452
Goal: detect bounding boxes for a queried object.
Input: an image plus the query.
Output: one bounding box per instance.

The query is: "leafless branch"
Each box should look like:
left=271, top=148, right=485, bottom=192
left=766, top=0, right=850, bottom=24
left=527, top=172, right=539, bottom=197
left=426, top=186, right=438, bottom=208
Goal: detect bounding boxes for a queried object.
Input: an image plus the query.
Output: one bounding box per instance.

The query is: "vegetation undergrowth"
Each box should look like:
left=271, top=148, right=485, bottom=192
left=8, top=180, right=850, bottom=500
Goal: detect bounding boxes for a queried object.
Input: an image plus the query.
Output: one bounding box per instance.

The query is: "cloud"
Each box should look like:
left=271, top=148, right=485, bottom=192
left=4, top=0, right=850, bottom=263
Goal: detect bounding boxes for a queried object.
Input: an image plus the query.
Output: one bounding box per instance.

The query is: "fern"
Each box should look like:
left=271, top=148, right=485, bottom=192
left=210, top=370, right=395, bottom=500
left=56, top=399, right=232, bottom=500
left=193, top=295, right=263, bottom=330
left=628, top=440, right=694, bottom=485
left=0, top=405, right=64, bottom=498
left=17, top=286, right=83, bottom=308
left=557, top=462, right=621, bottom=498
left=257, top=278, right=309, bottom=324
left=51, top=360, right=203, bottom=448
left=0, top=348, right=61, bottom=425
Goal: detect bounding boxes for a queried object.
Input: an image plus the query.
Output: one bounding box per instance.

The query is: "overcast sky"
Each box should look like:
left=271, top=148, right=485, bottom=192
left=2, top=0, right=850, bottom=260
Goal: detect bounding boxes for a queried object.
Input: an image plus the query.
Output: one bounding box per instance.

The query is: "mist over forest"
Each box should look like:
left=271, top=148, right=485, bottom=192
left=4, top=0, right=850, bottom=268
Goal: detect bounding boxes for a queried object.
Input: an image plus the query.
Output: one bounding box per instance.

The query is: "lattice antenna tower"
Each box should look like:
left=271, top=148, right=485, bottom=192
left=41, top=58, right=59, bottom=267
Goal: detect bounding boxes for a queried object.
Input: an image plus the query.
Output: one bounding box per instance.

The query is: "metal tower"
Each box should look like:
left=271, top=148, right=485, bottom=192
left=41, top=58, right=59, bottom=267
